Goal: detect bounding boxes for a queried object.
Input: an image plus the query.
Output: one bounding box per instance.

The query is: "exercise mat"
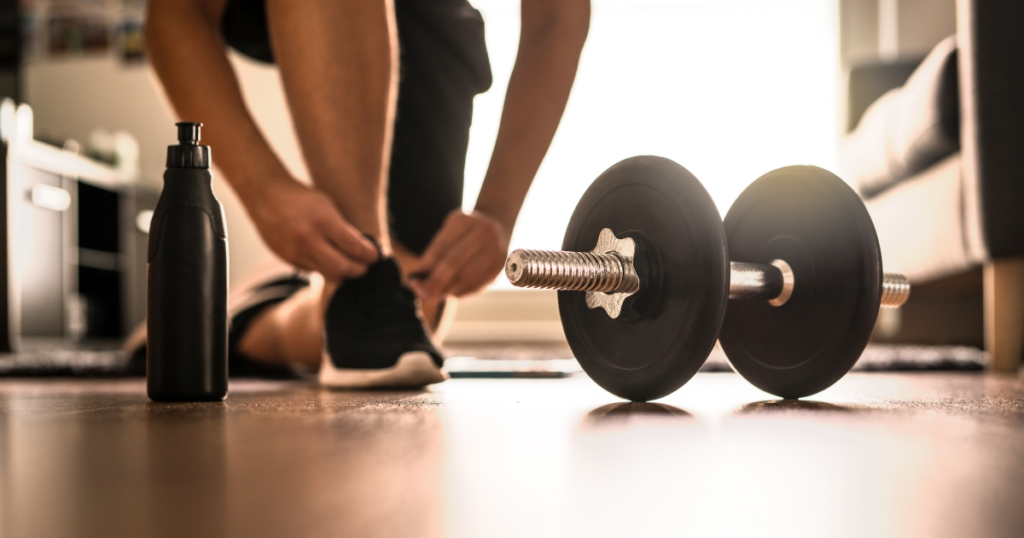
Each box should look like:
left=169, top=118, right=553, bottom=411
left=0, top=343, right=987, bottom=377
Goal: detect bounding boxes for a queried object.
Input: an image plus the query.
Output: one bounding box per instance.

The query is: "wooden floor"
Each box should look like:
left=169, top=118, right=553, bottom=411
left=1, top=372, right=1023, bottom=538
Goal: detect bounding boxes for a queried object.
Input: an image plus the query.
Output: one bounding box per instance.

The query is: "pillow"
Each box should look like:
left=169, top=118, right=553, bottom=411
left=839, top=35, right=960, bottom=198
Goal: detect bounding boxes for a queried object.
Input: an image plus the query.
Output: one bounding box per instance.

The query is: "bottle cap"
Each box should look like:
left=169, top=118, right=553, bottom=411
left=166, top=122, right=211, bottom=169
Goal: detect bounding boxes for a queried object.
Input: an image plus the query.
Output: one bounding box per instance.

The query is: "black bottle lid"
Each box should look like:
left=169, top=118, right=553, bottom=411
left=166, top=122, right=211, bottom=169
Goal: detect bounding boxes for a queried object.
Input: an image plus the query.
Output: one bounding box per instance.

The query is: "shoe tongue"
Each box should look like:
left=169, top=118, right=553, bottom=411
left=367, top=257, right=402, bottom=285
left=354, top=258, right=418, bottom=324
left=354, top=257, right=408, bottom=304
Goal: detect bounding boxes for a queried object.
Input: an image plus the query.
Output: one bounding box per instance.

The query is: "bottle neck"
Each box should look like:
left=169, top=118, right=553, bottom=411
left=166, top=144, right=210, bottom=169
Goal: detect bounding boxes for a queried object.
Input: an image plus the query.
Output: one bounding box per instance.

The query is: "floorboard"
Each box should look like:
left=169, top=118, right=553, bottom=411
left=1, top=372, right=1023, bottom=538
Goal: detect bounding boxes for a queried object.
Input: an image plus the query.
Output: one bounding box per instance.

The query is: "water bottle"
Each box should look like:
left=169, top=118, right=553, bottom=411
left=147, top=122, right=228, bottom=401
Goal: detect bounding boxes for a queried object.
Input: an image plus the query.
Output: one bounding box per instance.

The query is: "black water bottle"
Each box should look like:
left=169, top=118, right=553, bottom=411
left=147, top=122, right=229, bottom=401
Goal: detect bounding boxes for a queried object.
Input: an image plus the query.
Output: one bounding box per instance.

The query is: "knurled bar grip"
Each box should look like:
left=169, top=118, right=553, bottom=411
left=505, top=249, right=910, bottom=308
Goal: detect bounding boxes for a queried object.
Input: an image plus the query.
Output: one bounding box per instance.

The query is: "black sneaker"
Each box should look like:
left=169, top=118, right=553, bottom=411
left=319, top=258, right=446, bottom=388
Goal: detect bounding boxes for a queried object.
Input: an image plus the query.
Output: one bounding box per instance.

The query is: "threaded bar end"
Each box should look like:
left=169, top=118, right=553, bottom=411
left=881, top=273, right=910, bottom=308
left=505, top=249, right=633, bottom=293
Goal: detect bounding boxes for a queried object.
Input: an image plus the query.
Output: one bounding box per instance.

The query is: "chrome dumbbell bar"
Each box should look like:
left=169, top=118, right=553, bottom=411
left=505, top=228, right=910, bottom=318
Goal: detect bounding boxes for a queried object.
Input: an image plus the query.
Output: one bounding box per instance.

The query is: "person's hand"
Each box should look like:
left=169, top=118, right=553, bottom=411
left=243, top=178, right=379, bottom=281
left=406, top=210, right=510, bottom=299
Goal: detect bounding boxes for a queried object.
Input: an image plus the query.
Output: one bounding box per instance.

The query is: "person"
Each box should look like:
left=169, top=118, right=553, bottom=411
left=139, top=0, right=590, bottom=387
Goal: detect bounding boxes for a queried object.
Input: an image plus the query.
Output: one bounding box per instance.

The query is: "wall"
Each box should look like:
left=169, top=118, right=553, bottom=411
left=24, top=53, right=297, bottom=286
left=839, top=0, right=956, bottom=66
left=891, top=0, right=957, bottom=58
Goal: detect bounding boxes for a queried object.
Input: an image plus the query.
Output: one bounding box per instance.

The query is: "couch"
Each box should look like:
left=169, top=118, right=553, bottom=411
left=839, top=0, right=1024, bottom=370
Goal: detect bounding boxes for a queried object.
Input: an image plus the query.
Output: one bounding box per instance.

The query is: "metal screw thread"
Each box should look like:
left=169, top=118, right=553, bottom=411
left=881, top=273, right=910, bottom=308
left=505, top=249, right=911, bottom=308
left=505, top=249, right=636, bottom=293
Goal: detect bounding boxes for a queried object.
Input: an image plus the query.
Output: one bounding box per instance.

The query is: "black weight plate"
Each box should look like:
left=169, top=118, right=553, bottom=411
left=560, top=156, right=728, bottom=402
left=720, top=166, right=882, bottom=399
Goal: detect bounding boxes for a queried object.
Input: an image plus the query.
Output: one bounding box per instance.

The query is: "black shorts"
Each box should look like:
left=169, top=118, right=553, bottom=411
left=222, top=0, right=493, bottom=253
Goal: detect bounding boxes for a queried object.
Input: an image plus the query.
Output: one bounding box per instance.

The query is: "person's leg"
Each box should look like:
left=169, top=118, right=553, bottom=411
left=235, top=0, right=491, bottom=373
left=265, top=0, right=398, bottom=247
left=260, top=0, right=419, bottom=379
left=235, top=268, right=459, bottom=366
left=234, top=275, right=325, bottom=368
left=386, top=0, right=493, bottom=333
left=386, top=0, right=491, bottom=256
left=123, top=261, right=322, bottom=374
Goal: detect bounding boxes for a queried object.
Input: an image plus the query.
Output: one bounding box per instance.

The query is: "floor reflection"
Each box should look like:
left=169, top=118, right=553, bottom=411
left=736, top=399, right=861, bottom=414
left=144, top=402, right=228, bottom=538
left=0, top=384, right=445, bottom=538
left=584, top=402, right=693, bottom=425
left=4, top=374, right=1024, bottom=538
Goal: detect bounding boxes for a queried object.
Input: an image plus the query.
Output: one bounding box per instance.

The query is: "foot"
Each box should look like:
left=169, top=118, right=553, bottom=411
left=319, top=258, right=446, bottom=388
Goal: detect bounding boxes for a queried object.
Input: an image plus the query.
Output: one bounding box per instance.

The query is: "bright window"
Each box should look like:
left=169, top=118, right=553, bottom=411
left=465, top=0, right=839, bottom=288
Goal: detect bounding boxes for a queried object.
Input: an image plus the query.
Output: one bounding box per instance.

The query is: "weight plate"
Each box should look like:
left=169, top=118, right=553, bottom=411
left=720, top=166, right=882, bottom=399
left=560, top=156, right=728, bottom=401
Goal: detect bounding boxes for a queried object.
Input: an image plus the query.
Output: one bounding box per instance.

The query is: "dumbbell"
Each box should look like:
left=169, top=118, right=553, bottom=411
left=505, top=156, right=909, bottom=402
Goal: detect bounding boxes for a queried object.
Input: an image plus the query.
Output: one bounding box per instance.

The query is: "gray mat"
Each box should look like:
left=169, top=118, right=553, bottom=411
left=444, top=343, right=988, bottom=373
left=0, top=348, right=128, bottom=377
left=702, top=344, right=987, bottom=372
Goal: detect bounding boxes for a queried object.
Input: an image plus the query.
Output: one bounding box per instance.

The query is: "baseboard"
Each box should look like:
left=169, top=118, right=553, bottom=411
left=444, top=289, right=566, bottom=344
left=443, top=320, right=566, bottom=344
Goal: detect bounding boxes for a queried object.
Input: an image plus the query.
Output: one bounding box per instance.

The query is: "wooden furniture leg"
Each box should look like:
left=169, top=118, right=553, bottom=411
left=984, top=258, right=1024, bottom=371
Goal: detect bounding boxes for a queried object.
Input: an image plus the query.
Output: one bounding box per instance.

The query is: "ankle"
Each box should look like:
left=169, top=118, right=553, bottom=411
left=314, top=273, right=338, bottom=320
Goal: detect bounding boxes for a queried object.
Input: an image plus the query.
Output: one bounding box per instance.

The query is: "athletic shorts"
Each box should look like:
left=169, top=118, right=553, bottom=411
left=221, top=0, right=493, bottom=253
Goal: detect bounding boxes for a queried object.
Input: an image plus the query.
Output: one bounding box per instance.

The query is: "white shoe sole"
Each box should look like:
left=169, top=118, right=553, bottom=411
left=319, top=351, right=448, bottom=389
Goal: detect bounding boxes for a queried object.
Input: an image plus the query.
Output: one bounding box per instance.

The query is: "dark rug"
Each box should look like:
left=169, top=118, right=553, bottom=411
left=0, top=348, right=131, bottom=377
left=0, top=342, right=988, bottom=378
left=443, top=343, right=988, bottom=373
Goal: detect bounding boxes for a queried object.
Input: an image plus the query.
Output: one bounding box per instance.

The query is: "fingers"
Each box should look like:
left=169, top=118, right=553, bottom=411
left=281, top=234, right=370, bottom=281
left=302, top=234, right=369, bottom=281
left=448, top=254, right=502, bottom=297
left=304, top=193, right=379, bottom=279
left=248, top=180, right=385, bottom=281
left=418, top=227, right=492, bottom=299
left=409, top=213, right=474, bottom=274
left=321, top=213, right=380, bottom=264
left=408, top=210, right=510, bottom=299
left=417, top=243, right=504, bottom=299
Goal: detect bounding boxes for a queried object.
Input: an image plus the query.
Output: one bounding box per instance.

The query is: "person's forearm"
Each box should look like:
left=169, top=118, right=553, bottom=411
left=146, top=0, right=291, bottom=202
left=264, top=0, right=398, bottom=236
left=474, top=2, right=590, bottom=232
